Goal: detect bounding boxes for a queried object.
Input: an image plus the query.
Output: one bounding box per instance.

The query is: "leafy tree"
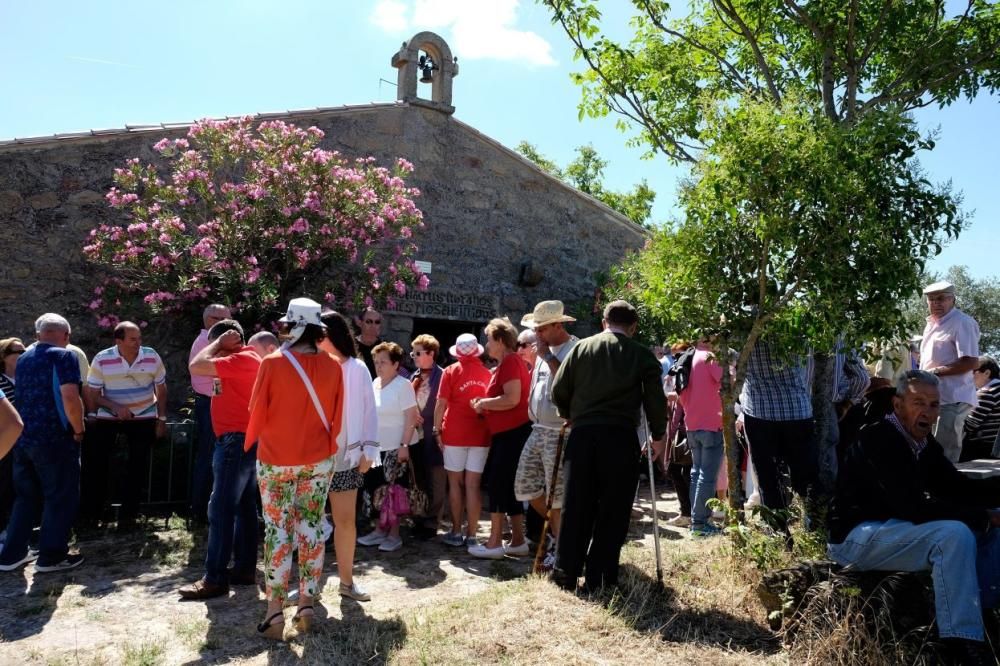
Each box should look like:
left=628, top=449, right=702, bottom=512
left=83, top=117, right=428, bottom=329
left=516, top=141, right=656, bottom=227
left=545, top=0, right=999, bottom=506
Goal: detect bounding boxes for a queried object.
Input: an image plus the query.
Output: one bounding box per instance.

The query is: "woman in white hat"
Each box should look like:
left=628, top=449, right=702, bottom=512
left=245, top=297, right=345, bottom=639
left=434, top=333, right=492, bottom=547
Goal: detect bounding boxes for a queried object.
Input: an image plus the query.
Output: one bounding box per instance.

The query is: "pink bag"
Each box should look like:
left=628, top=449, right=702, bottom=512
left=378, top=483, right=411, bottom=531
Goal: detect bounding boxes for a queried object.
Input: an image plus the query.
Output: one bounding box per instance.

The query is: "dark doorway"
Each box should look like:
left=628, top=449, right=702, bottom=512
left=411, top=318, right=486, bottom=365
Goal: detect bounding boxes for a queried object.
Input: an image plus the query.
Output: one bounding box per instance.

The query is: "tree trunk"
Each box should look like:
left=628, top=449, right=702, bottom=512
left=811, top=353, right=838, bottom=494
left=719, top=336, right=744, bottom=515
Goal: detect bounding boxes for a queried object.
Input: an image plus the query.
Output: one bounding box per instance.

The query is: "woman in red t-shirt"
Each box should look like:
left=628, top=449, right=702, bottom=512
left=434, top=333, right=491, bottom=547
left=469, top=318, right=531, bottom=559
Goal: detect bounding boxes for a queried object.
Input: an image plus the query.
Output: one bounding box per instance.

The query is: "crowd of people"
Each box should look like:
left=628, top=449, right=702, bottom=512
left=2, top=279, right=1000, bottom=657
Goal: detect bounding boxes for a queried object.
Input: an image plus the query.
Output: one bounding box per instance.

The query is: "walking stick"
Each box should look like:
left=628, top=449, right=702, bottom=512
left=642, top=416, right=664, bottom=586
left=533, top=423, right=569, bottom=575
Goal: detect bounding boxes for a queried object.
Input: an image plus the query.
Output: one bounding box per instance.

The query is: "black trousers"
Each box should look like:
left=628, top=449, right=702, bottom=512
left=667, top=463, right=692, bottom=517
left=81, top=419, right=154, bottom=524
left=744, top=415, right=817, bottom=518
left=555, top=424, right=640, bottom=589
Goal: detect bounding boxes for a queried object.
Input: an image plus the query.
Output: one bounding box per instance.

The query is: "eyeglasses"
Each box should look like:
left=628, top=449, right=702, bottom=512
left=517, top=342, right=532, bottom=349
left=410, top=350, right=434, bottom=358
left=364, top=319, right=382, bottom=325
left=5, top=350, right=25, bottom=357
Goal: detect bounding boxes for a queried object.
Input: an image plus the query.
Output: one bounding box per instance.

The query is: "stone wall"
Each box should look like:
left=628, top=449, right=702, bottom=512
left=0, top=103, right=647, bottom=406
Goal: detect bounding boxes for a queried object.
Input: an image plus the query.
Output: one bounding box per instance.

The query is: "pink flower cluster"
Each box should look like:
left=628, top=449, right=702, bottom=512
left=82, top=116, right=428, bottom=327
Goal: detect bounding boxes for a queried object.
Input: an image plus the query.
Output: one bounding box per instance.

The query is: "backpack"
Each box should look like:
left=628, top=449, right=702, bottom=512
left=667, top=346, right=697, bottom=394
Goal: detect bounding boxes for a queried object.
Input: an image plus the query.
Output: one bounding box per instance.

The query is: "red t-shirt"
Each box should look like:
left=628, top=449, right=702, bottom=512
left=437, top=358, right=491, bottom=447
left=485, top=353, right=530, bottom=435
left=211, top=347, right=262, bottom=437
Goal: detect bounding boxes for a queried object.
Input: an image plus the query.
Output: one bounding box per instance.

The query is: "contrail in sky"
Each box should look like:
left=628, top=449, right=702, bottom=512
left=67, top=55, right=137, bottom=69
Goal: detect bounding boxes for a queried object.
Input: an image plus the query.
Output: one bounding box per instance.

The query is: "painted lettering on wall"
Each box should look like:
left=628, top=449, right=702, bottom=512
left=391, top=290, right=499, bottom=321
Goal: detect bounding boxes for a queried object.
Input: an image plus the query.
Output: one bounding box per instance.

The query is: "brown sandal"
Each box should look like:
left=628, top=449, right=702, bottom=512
left=292, top=605, right=314, bottom=633
left=256, top=610, right=285, bottom=640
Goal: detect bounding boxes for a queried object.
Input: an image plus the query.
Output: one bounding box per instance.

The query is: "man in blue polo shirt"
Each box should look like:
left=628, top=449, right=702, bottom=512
left=0, top=313, right=86, bottom=572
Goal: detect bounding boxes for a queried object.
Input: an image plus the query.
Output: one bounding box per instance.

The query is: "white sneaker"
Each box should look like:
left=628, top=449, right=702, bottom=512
left=378, top=535, right=403, bottom=552
left=666, top=515, right=691, bottom=527
left=504, top=542, right=530, bottom=557
left=468, top=543, right=505, bottom=559
left=357, top=530, right=387, bottom=547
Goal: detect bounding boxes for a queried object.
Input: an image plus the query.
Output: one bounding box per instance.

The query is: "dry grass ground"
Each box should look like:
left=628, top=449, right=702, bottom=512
left=0, top=486, right=787, bottom=665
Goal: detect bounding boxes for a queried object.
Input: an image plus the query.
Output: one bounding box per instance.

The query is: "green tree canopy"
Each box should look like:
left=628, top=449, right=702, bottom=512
left=544, top=0, right=998, bottom=503
left=516, top=141, right=657, bottom=227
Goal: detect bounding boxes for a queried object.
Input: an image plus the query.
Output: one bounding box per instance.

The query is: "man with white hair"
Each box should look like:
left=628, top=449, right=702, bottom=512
left=920, top=281, right=981, bottom=462
left=188, top=304, right=232, bottom=522
left=0, top=313, right=86, bottom=572
left=828, top=370, right=1000, bottom=662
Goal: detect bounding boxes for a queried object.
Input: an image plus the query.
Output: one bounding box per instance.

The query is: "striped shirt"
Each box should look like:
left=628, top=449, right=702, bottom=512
left=740, top=340, right=813, bottom=421
left=964, top=380, right=1000, bottom=449
left=87, top=345, right=166, bottom=419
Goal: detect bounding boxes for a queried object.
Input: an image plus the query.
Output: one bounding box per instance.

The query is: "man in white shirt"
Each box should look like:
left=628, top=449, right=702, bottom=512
left=514, top=301, right=579, bottom=564
left=919, top=281, right=981, bottom=462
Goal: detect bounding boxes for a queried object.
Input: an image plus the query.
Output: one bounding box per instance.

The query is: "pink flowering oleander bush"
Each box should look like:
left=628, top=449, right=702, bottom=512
left=83, top=116, right=428, bottom=328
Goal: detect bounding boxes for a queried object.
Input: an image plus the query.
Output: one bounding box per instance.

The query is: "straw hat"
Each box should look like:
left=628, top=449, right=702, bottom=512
left=520, top=300, right=576, bottom=329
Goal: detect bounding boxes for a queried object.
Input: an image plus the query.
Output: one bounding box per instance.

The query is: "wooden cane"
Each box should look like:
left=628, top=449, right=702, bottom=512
left=533, top=423, right=569, bottom=574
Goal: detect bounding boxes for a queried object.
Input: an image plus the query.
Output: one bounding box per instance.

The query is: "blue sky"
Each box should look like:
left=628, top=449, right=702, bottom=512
left=1, top=0, right=996, bottom=279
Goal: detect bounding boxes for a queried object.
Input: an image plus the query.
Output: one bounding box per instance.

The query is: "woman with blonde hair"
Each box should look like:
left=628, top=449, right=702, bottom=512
left=246, top=298, right=345, bottom=639
left=357, top=342, right=419, bottom=552
left=469, top=318, right=531, bottom=559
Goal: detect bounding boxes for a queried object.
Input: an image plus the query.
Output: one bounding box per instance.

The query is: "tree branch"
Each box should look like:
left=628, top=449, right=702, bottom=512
left=635, top=0, right=757, bottom=96
left=550, top=5, right=699, bottom=163
left=713, top=0, right=783, bottom=104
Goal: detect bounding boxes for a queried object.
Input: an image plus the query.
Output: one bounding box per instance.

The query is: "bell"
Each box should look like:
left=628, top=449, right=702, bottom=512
left=419, top=54, right=435, bottom=83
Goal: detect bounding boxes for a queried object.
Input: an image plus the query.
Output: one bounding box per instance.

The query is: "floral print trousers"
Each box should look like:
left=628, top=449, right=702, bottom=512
left=257, top=457, right=334, bottom=603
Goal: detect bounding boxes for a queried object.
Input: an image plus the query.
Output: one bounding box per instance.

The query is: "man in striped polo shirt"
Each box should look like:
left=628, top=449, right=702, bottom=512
left=84, top=321, right=167, bottom=531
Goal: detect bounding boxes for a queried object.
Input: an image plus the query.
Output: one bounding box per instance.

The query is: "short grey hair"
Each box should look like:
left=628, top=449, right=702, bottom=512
left=895, top=369, right=939, bottom=397
left=518, top=329, right=537, bottom=344
left=248, top=331, right=279, bottom=349
left=34, top=313, right=71, bottom=335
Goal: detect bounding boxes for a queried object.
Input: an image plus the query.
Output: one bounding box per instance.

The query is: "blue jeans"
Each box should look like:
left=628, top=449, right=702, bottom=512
left=204, top=433, right=258, bottom=585
left=688, top=430, right=724, bottom=528
left=191, top=394, right=215, bottom=520
left=0, top=440, right=80, bottom=566
left=828, top=519, right=1000, bottom=640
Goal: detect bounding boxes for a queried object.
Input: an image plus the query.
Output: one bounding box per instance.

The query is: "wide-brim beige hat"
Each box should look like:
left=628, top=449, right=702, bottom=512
left=520, top=300, right=576, bottom=329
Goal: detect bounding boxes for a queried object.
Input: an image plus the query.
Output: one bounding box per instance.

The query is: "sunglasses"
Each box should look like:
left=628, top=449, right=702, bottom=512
left=5, top=349, right=25, bottom=357
left=517, top=342, right=532, bottom=349
left=410, top=350, right=434, bottom=358
left=364, top=319, right=382, bottom=325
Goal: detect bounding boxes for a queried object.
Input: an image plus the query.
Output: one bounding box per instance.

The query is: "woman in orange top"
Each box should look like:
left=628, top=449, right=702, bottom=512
left=246, top=298, right=344, bottom=640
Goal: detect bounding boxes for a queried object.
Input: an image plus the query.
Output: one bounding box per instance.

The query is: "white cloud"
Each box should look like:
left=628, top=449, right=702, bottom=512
left=371, top=0, right=410, bottom=32
left=369, top=0, right=556, bottom=67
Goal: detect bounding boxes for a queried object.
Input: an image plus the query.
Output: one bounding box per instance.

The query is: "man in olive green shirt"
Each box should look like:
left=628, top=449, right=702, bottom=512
left=551, top=300, right=667, bottom=592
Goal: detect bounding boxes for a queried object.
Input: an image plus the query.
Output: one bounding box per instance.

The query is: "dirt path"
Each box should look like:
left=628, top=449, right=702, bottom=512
left=0, top=484, right=751, bottom=665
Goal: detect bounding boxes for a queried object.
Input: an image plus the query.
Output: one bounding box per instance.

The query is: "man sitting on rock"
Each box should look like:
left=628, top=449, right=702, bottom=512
left=828, top=369, right=1000, bottom=661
